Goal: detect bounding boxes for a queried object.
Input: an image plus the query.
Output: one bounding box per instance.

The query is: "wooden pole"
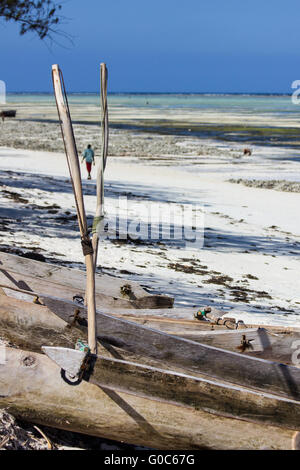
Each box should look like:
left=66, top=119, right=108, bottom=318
left=52, top=64, right=97, bottom=354
left=92, top=63, right=108, bottom=271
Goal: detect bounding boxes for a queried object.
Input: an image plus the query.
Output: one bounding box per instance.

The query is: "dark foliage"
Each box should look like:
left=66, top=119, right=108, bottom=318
left=0, top=0, right=62, bottom=39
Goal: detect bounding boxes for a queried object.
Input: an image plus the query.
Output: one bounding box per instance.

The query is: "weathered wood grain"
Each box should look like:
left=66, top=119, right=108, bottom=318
left=0, top=347, right=296, bottom=450
left=1, top=293, right=300, bottom=401
left=43, top=346, right=300, bottom=432
left=0, top=251, right=173, bottom=308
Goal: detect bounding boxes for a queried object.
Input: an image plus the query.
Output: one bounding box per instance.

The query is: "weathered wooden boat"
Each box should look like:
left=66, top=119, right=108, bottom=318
left=1, top=64, right=299, bottom=450
left=0, top=251, right=173, bottom=309
left=0, top=260, right=300, bottom=450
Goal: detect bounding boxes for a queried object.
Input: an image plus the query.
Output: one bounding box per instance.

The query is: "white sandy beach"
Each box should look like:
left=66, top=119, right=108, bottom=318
left=0, top=118, right=300, bottom=327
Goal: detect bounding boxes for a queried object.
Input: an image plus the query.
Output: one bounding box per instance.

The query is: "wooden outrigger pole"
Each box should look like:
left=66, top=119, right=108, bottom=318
left=92, top=63, right=109, bottom=270
left=52, top=65, right=97, bottom=354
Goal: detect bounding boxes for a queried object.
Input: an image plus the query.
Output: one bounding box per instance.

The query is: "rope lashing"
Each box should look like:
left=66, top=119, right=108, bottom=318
left=194, top=307, right=211, bottom=320
left=75, top=340, right=90, bottom=353
left=81, top=237, right=94, bottom=256
left=73, top=294, right=84, bottom=305
left=92, top=215, right=104, bottom=235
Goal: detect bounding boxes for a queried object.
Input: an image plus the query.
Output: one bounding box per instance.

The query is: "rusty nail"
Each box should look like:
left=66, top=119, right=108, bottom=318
left=22, top=355, right=36, bottom=367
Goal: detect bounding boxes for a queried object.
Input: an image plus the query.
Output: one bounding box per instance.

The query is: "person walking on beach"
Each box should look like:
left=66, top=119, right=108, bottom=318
left=81, top=144, right=95, bottom=179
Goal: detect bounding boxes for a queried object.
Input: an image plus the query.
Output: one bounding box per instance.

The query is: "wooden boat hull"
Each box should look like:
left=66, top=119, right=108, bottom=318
left=0, top=347, right=298, bottom=450
left=1, top=292, right=300, bottom=401
left=2, top=283, right=299, bottom=366
left=0, top=252, right=173, bottom=309
left=1, top=255, right=300, bottom=449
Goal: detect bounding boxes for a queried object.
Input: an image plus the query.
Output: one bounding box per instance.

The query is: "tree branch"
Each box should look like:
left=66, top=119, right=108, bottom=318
left=0, top=0, right=64, bottom=40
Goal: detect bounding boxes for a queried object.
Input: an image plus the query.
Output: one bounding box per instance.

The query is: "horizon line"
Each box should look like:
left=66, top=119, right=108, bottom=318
left=6, top=91, right=293, bottom=96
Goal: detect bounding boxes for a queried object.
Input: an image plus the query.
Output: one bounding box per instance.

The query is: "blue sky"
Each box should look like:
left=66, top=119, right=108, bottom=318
left=0, top=0, right=300, bottom=93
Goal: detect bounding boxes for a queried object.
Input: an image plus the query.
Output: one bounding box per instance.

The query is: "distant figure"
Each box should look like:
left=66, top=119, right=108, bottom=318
left=243, top=148, right=252, bottom=156
left=81, top=144, right=95, bottom=180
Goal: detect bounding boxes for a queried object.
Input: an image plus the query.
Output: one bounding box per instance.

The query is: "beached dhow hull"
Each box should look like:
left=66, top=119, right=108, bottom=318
left=1, top=282, right=299, bottom=367
left=2, top=291, right=300, bottom=402
left=0, top=254, right=300, bottom=449
left=0, top=251, right=173, bottom=309
left=0, top=347, right=298, bottom=450
left=0, top=290, right=300, bottom=448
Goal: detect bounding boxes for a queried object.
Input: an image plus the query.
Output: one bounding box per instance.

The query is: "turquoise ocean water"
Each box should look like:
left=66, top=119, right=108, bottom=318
left=5, top=93, right=300, bottom=147
left=6, top=92, right=298, bottom=112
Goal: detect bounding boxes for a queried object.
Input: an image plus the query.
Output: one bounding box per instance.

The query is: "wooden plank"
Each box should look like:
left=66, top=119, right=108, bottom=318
left=0, top=347, right=296, bottom=450
left=43, top=346, right=300, bottom=432
left=0, top=293, right=179, bottom=365
left=181, top=328, right=268, bottom=353
left=1, top=293, right=300, bottom=401
left=103, top=315, right=300, bottom=364
left=0, top=294, right=87, bottom=352
left=101, top=306, right=197, bottom=320
left=42, top=296, right=300, bottom=401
